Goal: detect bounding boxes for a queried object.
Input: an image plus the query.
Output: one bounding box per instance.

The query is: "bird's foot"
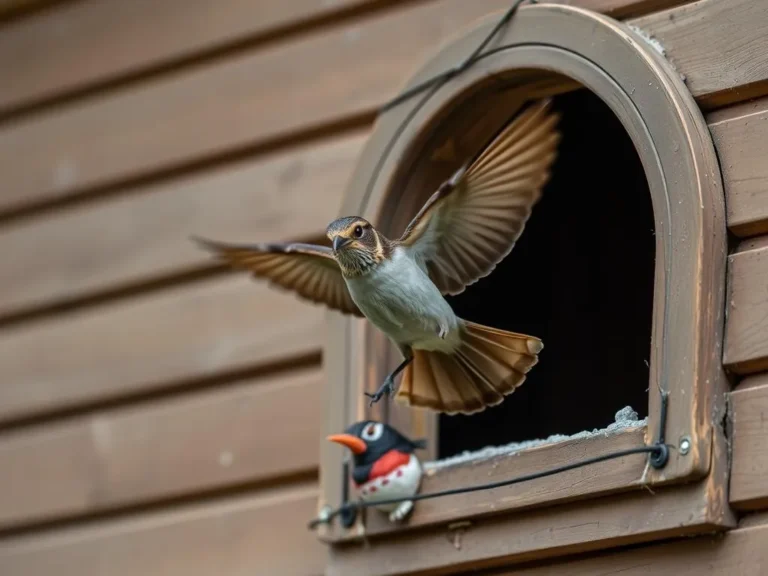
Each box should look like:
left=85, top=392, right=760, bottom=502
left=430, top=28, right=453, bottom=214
left=388, top=500, right=414, bottom=524
left=437, top=323, right=448, bottom=339
left=365, top=377, right=395, bottom=407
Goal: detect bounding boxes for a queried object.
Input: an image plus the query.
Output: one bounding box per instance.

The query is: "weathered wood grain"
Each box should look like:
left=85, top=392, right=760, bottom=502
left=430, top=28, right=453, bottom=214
left=708, top=96, right=768, bottom=237
left=0, top=0, right=758, bottom=217
left=730, top=375, right=768, bottom=510
left=0, top=483, right=325, bottom=576
left=0, top=133, right=362, bottom=319
left=0, top=0, right=509, bottom=214
left=0, top=0, right=693, bottom=117
left=327, top=477, right=733, bottom=575
left=723, top=238, right=768, bottom=374
left=631, top=0, right=768, bottom=108
left=329, top=427, right=649, bottom=542
left=0, top=0, right=390, bottom=116
left=511, top=514, right=768, bottom=575
left=0, top=368, right=323, bottom=529
left=0, top=275, right=324, bottom=424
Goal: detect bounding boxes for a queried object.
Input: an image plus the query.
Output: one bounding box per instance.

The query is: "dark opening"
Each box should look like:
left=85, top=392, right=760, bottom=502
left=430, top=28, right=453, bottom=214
left=438, top=88, right=655, bottom=459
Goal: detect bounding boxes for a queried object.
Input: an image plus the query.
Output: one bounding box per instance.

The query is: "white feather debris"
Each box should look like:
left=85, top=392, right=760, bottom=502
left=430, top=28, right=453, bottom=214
left=423, top=406, right=647, bottom=472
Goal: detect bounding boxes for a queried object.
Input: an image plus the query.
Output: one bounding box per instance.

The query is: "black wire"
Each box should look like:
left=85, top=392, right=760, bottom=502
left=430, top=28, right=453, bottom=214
left=357, top=0, right=528, bottom=221
left=308, top=443, right=664, bottom=529
left=378, top=0, right=526, bottom=115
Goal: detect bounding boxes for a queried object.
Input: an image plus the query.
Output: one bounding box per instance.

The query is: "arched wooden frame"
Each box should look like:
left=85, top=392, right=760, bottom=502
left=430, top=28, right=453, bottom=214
left=319, top=3, right=731, bottom=559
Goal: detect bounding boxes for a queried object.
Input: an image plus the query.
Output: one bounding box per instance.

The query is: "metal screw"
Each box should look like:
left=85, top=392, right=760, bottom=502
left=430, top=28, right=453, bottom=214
left=679, top=436, right=691, bottom=455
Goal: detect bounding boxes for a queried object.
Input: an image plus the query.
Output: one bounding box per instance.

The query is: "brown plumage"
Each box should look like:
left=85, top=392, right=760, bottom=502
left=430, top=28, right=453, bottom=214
left=398, top=321, right=542, bottom=415
left=194, top=99, right=560, bottom=415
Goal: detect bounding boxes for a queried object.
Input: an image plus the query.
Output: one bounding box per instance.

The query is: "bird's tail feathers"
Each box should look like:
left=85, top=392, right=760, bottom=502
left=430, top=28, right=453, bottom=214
left=395, top=320, right=542, bottom=415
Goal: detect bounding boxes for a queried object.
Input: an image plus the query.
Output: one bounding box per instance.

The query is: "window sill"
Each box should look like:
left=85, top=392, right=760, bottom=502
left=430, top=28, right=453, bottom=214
left=320, top=425, right=649, bottom=543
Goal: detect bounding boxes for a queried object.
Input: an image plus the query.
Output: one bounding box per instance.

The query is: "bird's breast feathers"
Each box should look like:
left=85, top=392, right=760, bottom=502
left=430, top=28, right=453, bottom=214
left=355, top=452, right=422, bottom=511
left=345, top=248, right=461, bottom=351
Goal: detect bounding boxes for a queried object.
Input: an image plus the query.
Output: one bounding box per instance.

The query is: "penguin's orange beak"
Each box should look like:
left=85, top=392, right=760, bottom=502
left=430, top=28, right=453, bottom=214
left=327, top=434, right=367, bottom=455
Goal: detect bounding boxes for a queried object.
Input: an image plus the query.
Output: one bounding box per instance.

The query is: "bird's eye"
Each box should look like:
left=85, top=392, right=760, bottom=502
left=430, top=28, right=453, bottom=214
left=353, top=225, right=364, bottom=238
left=361, top=422, right=383, bottom=442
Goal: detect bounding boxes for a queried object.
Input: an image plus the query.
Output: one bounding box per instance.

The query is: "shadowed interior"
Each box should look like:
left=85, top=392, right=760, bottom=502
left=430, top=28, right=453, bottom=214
left=437, top=87, right=654, bottom=457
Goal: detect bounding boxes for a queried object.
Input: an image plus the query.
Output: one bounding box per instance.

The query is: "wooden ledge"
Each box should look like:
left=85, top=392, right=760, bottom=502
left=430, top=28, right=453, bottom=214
left=323, top=426, right=649, bottom=543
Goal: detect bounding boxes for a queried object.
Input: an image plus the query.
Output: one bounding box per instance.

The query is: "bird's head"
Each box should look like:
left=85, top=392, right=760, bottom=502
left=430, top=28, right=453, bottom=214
left=327, top=420, right=425, bottom=468
left=325, top=216, right=386, bottom=275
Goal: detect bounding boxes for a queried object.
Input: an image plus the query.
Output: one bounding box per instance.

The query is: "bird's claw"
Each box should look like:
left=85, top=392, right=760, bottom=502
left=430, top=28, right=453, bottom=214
left=365, top=378, right=395, bottom=406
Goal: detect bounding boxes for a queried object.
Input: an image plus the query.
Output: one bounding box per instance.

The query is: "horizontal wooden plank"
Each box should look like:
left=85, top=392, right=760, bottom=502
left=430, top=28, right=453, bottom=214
left=729, top=374, right=768, bottom=510
left=0, top=274, right=324, bottom=424
left=0, top=482, right=325, bottom=576
left=723, top=239, right=768, bottom=374
left=0, top=368, right=323, bottom=529
left=631, top=0, right=768, bottom=109
left=0, top=0, right=751, bottom=217
left=329, top=427, right=649, bottom=542
left=511, top=514, right=768, bottom=575
left=0, top=0, right=386, bottom=116
left=708, top=96, right=768, bottom=237
left=0, top=133, right=362, bottom=319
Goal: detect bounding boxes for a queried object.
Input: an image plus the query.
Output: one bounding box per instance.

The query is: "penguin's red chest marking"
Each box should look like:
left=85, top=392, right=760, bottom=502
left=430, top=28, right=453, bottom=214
left=369, top=450, right=410, bottom=482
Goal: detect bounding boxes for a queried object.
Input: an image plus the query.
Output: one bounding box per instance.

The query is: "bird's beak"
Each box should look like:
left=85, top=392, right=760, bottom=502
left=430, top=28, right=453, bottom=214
left=332, top=236, right=352, bottom=252
left=327, top=434, right=367, bottom=455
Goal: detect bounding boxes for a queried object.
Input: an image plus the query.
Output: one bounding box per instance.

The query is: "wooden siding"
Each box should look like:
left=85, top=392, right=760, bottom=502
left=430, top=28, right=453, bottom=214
left=510, top=513, right=768, bottom=575
left=1, top=0, right=768, bottom=575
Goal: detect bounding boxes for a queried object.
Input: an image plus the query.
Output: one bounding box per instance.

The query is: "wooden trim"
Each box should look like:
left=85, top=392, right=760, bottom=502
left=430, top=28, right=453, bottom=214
left=320, top=2, right=730, bottom=567
left=327, top=476, right=733, bottom=576
left=729, top=374, right=768, bottom=510
left=324, top=427, right=649, bottom=543
left=723, top=239, right=768, bottom=374
left=504, top=513, right=768, bottom=575
left=0, top=368, right=323, bottom=530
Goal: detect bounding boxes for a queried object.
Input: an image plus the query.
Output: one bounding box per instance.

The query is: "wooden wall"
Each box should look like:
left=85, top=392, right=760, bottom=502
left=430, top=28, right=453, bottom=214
left=3, top=0, right=768, bottom=575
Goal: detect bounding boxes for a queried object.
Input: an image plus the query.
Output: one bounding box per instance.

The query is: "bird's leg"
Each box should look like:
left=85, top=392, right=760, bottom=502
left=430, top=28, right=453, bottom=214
left=365, top=348, right=413, bottom=406
left=388, top=500, right=415, bottom=523
left=437, top=322, right=448, bottom=340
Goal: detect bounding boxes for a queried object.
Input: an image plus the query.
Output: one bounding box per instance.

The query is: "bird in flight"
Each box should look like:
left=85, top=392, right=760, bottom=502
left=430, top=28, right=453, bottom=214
left=194, top=99, right=560, bottom=415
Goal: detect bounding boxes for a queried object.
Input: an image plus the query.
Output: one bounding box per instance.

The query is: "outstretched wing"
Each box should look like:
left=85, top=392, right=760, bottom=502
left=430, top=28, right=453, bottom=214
left=398, top=99, right=560, bottom=295
left=193, top=237, right=363, bottom=316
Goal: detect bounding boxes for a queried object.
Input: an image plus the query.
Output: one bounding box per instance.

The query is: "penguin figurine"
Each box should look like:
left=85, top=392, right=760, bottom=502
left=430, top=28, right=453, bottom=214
left=327, top=420, right=426, bottom=523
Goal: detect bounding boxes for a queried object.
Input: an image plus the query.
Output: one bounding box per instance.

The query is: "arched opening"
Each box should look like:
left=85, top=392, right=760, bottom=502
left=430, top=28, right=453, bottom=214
left=438, top=87, right=655, bottom=457
left=321, top=7, right=728, bottom=537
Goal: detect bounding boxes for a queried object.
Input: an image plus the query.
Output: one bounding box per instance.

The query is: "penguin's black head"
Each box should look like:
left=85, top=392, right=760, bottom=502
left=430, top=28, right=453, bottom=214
left=327, top=420, right=426, bottom=467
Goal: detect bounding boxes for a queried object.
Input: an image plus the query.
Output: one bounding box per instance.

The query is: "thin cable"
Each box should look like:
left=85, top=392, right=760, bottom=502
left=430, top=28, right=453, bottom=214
left=379, top=0, right=526, bottom=115
left=308, top=443, right=663, bottom=529
left=358, top=0, right=528, bottom=218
